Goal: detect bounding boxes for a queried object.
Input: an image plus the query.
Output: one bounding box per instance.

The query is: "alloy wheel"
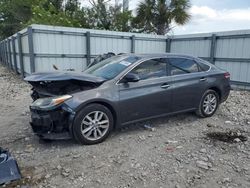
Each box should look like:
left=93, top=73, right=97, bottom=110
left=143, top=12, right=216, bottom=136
left=81, top=111, right=110, bottom=141
left=203, top=93, right=217, bottom=115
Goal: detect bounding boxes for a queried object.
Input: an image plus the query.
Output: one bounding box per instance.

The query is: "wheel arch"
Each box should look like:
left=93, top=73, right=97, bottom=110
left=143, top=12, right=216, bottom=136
left=75, top=99, right=119, bottom=129
left=207, top=86, right=222, bottom=101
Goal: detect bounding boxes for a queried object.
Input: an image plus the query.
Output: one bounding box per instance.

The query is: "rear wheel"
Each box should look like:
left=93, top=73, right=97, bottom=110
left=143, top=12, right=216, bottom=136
left=72, top=104, right=113, bottom=145
left=196, top=89, right=219, bottom=118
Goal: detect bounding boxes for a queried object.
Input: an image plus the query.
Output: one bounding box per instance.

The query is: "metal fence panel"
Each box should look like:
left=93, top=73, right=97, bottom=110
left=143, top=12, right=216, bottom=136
left=21, top=35, right=29, bottom=54
left=135, top=40, right=166, bottom=53
left=1, top=24, right=250, bottom=89
left=35, top=57, right=87, bottom=72
left=90, top=37, right=131, bottom=55
left=171, top=39, right=211, bottom=57
left=216, top=37, right=250, bottom=58
left=23, top=56, right=31, bottom=74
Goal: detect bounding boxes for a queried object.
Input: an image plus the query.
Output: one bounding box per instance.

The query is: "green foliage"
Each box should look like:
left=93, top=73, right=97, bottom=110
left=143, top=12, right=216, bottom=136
left=27, top=0, right=82, bottom=27
left=65, top=0, right=80, bottom=17
left=86, top=0, right=112, bottom=30
left=0, top=0, right=191, bottom=39
left=133, top=0, right=191, bottom=35
left=0, top=0, right=35, bottom=39
left=110, top=4, right=133, bottom=32
left=86, top=0, right=133, bottom=31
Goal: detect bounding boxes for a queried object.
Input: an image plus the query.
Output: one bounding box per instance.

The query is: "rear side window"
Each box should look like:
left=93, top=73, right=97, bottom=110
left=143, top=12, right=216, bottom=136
left=130, top=58, right=167, bottom=80
left=168, top=58, right=199, bottom=75
left=198, top=61, right=210, bottom=71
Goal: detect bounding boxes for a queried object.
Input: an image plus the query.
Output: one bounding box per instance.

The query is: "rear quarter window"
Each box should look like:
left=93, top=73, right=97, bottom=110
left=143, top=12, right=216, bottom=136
left=198, top=60, right=210, bottom=71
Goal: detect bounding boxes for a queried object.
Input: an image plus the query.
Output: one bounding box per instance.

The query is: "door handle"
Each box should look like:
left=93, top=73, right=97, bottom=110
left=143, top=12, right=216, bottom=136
left=200, top=77, right=207, bottom=82
left=161, top=83, right=170, bottom=89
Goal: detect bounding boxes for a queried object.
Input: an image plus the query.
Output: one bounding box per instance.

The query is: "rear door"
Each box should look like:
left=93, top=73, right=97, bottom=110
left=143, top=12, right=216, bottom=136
left=167, top=57, right=208, bottom=112
left=118, top=58, right=173, bottom=124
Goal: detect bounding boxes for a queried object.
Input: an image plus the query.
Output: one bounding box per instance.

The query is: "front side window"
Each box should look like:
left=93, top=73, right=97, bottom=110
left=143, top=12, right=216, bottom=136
left=84, top=55, right=141, bottom=80
left=129, top=58, right=167, bottom=80
left=169, top=58, right=199, bottom=76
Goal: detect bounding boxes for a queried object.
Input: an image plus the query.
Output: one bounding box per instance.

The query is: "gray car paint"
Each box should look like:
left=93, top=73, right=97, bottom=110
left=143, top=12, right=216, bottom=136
left=62, top=54, right=230, bottom=128
left=24, top=71, right=106, bottom=83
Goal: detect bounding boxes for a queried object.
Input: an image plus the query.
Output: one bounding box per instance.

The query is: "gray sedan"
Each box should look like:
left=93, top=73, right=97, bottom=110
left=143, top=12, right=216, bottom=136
left=25, top=54, right=231, bottom=144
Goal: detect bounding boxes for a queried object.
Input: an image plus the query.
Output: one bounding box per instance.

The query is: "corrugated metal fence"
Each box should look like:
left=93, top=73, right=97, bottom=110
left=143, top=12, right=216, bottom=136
left=0, top=24, right=250, bottom=89
left=0, top=24, right=167, bottom=76
left=170, top=30, right=250, bottom=89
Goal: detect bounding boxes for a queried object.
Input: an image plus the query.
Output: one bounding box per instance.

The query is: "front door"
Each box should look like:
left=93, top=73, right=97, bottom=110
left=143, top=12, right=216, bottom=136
left=118, top=58, right=173, bottom=124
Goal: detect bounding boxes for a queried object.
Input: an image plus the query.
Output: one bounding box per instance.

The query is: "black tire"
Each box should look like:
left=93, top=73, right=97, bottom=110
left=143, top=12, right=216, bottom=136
left=72, top=104, right=114, bottom=145
left=196, top=89, right=219, bottom=118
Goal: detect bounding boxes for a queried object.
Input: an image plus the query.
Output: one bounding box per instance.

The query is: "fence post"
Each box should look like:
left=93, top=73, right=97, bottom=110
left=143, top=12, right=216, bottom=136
left=17, top=33, right=25, bottom=78
left=28, top=26, right=35, bottom=73
left=0, top=42, right=2, bottom=63
left=1, top=42, right=3, bottom=64
left=3, top=41, right=5, bottom=65
left=6, top=40, right=9, bottom=67
left=0, top=42, right=1, bottom=62
left=4, top=40, right=8, bottom=66
left=11, top=36, right=18, bottom=73
left=86, top=31, right=91, bottom=66
left=8, top=39, right=13, bottom=70
left=131, top=35, right=135, bottom=53
left=166, top=38, right=171, bottom=53
left=210, top=34, right=217, bottom=64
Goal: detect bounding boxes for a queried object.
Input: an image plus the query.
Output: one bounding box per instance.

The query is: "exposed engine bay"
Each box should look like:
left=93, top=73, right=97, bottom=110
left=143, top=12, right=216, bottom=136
left=29, top=80, right=101, bottom=100
left=26, top=52, right=116, bottom=100
left=25, top=71, right=106, bottom=100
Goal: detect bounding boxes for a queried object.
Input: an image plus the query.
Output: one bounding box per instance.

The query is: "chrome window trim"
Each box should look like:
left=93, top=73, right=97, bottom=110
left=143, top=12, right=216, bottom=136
left=115, top=56, right=169, bottom=85
left=115, top=55, right=212, bottom=85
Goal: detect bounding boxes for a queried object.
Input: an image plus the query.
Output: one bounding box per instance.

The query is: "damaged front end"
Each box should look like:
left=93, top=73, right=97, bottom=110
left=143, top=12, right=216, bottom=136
left=30, top=95, right=75, bottom=140
left=25, top=71, right=105, bottom=140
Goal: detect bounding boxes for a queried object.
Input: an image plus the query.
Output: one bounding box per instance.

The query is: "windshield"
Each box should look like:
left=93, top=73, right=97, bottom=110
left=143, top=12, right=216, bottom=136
left=84, top=55, right=141, bottom=80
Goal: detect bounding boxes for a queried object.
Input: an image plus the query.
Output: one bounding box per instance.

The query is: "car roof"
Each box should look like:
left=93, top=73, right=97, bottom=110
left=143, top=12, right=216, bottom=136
left=119, top=53, right=197, bottom=60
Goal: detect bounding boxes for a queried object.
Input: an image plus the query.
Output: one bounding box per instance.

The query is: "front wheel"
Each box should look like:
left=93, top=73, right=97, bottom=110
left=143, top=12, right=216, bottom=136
left=72, top=104, right=114, bottom=145
left=196, top=89, right=219, bottom=118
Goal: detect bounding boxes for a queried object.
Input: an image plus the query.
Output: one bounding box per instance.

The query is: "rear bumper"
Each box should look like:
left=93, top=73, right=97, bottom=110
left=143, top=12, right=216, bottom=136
left=30, top=105, right=75, bottom=140
left=220, top=84, right=231, bottom=103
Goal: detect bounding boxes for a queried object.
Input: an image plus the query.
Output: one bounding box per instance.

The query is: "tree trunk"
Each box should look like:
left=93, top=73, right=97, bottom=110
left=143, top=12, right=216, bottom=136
left=156, top=24, right=166, bottom=35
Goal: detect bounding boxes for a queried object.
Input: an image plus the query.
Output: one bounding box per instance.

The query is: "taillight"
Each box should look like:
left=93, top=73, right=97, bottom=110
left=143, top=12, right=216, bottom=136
left=224, top=72, right=230, bottom=79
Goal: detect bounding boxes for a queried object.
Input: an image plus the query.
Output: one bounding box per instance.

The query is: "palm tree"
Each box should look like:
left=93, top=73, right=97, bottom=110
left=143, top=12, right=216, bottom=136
left=133, top=0, right=191, bottom=35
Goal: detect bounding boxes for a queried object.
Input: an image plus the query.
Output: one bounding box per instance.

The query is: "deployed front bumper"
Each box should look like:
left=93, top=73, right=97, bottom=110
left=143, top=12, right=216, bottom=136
left=30, top=105, right=75, bottom=140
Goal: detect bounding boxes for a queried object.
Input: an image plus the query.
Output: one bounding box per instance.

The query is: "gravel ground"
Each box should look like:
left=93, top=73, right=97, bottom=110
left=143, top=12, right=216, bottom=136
left=0, top=64, right=250, bottom=188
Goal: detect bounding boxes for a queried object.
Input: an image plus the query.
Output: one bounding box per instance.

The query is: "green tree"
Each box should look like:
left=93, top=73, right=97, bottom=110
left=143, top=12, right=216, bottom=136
left=87, top=0, right=112, bottom=30
left=43, top=0, right=64, bottom=12
left=133, top=0, right=191, bottom=35
left=0, top=0, right=35, bottom=39
left=86, top=0, right=132, bottom=31
left=28, top=0, right=82, bottom=27
left=110, top=4, right=133, bottom=32
left=65, top=0, right=80, bottom=17
left=0, top=0, right=191, bottom=39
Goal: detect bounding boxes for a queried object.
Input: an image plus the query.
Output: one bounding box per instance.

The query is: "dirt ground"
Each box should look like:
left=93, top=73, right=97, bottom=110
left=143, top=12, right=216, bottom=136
left=0, top=64, right=250, bottom=188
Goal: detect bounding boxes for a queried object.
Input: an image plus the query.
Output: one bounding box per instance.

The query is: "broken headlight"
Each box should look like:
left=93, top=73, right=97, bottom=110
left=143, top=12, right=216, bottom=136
left=31, top=95, right=72, bottom=110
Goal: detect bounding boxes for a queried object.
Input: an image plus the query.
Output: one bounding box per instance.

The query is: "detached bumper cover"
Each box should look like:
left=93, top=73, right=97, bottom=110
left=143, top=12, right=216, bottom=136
left=30, top=105, right=75, bottom=140
left=0, top=148, right=21, bottom=185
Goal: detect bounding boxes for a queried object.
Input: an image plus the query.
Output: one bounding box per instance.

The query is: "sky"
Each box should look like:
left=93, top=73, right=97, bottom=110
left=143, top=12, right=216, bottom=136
left=81, top=0, right=250, bottom=35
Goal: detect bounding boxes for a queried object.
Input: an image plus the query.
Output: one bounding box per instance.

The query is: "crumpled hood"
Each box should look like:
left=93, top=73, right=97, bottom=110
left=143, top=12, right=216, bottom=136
left=24, top=71, right=106, bottom=83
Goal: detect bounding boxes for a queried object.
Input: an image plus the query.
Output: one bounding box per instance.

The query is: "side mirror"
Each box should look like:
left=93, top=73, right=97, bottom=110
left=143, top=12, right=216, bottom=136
left=122, top=73, right=140, bottom=83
